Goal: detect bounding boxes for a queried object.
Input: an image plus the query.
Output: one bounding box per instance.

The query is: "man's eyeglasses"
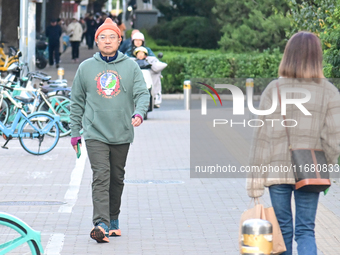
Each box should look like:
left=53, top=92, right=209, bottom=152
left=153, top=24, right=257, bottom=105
left=98, top=35, right=118, bottom=42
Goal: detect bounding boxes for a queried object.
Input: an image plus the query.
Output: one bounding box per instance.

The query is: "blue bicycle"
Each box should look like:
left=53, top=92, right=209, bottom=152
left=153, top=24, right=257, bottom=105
left=0, top=85, right=60, bottom=155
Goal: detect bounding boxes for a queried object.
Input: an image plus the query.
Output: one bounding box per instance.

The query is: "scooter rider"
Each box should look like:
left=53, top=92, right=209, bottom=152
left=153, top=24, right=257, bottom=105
left=125, top=32, right=155, bottom=57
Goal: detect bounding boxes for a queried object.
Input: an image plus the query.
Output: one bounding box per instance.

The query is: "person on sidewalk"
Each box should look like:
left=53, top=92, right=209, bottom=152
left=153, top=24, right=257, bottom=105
left=57, top=18, right=67, bottom=55
left=143, top=0, right=152, bottom=9
left=46, top=18, right=62, bottom=68
left=247, top=31, right=340, bottom=255
left=80, top=17, right=87, bottom=46
left=67, top=18, right=83, bottom=63
left=86, top=14, right=97, bottom=49
left=116, top=13, right=126, bottom=42
left=70, top=18, right=149, bottom=243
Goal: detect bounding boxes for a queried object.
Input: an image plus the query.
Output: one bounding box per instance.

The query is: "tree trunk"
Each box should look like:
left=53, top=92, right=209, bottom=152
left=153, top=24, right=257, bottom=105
left=1, top=0, right=20, bottom=48
left=46, top=0, right=62, bottom=25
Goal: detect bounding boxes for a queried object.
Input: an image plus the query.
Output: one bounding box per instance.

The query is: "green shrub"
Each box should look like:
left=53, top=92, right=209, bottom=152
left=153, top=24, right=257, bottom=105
left=160, top=49, right=283, bottom=93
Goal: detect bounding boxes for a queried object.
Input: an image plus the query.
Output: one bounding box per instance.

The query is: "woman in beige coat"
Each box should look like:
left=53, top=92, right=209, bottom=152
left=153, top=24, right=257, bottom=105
left=247, top=32, right=340, bottom=255
left=67, top=18, right=83, bottom=62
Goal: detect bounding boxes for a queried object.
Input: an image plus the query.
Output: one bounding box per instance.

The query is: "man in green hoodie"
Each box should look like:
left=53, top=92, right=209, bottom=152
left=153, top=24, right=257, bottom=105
left=70, top=18, right=149, bottom=243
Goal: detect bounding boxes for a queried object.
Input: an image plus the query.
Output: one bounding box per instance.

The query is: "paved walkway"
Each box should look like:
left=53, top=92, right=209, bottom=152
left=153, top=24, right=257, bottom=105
left=0, top=45, right=339, bottom=254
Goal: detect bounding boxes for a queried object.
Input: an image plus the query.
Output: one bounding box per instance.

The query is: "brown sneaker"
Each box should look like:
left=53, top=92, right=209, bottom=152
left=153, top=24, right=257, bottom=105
left=90, top=226, right=109, bottom=243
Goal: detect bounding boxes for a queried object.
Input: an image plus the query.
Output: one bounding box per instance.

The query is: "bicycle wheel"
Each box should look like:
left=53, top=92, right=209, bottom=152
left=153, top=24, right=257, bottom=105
left=37, top=95, right=71, bottom=137
left=0, top=97, right=9, bottom=124
left=19, top=113, right=60, bottom=155
left=0, top=214, right=42, bottom=255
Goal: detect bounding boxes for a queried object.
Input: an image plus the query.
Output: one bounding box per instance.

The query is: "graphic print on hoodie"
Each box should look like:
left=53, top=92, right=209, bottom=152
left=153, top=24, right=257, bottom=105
left=95, top=70, right=121, bottom=98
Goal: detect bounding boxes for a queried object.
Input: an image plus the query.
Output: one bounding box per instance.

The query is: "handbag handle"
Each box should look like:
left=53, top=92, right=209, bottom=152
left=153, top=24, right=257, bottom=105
left=248, top=197, right=261, bottom=208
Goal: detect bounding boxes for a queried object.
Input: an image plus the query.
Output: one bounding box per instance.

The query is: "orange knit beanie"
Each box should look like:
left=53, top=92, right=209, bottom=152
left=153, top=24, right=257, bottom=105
left=94, top=18, right=121, bottom=39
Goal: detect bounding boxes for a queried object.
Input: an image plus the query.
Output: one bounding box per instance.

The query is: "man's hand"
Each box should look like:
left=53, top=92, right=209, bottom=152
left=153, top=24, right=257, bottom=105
left=71, top=136, right=82, bottom=153
left=131, top=116, right=142, bottom=127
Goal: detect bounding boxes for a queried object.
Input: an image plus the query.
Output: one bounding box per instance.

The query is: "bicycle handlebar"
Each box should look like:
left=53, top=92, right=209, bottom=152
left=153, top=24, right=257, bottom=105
left=0, top=84, right=14, bottom=91
left=27, top=72, right=51, bottom=82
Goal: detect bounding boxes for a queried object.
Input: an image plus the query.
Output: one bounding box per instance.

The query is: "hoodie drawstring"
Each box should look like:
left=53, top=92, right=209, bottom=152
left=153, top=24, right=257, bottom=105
left=114, top=62, right=127, bottom=92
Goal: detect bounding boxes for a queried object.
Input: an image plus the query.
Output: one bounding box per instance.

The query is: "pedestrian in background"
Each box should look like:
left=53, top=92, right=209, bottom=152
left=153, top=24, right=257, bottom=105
left=112, top=12, right=126, bottom=42
left=67, top=18, right=83, bottom=63
left=97, top=12, right=107, bottom=27
left=70, top=18, right=149, bottom=243
left=86, top=14, right=97, bottom=49
left=80, top=17, right=87, bottom=46
left=247, top=31, right=340, bottom=255
left=57, top=18, right=67, bottom=55
left=46, top=18, right=62, bottom=68
left=143, top=0, right=152, bottom=9
left=84, top=13, right=90, bottom=46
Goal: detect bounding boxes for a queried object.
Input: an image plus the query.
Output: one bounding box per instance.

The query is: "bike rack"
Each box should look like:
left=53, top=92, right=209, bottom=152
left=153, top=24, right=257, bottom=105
left=0, top=212, right=44, bottom=255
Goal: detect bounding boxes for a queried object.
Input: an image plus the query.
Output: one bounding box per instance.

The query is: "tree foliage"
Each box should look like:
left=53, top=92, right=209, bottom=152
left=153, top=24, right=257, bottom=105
left=155, top=0, right=216, bottom=20
left=288, top=0, right=340, bottom=77
left=150, top=0, right=221, bottom=49
left=213, top=0, right=291, bottom=52
left=149, top=16, right=220, bottom=49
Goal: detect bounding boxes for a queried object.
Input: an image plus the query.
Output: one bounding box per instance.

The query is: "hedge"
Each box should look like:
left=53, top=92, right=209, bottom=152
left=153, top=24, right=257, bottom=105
left=159, top=48, right=283, bottom=94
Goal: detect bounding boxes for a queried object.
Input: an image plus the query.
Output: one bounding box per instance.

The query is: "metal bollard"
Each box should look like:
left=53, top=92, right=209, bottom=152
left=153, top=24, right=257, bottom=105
left=183, top=80, right=191, bottom=110
left=241, top=219, right=273, bottom=255
left=246, top=78, right=254, bottom=95
left=246, top=78, right=254, bottom=119
left=57, top=67, right=64, bottom=80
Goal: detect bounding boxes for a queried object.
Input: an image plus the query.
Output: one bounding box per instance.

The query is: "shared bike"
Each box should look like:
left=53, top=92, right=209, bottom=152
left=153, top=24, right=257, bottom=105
left=0, top=84, right=60, bottom=155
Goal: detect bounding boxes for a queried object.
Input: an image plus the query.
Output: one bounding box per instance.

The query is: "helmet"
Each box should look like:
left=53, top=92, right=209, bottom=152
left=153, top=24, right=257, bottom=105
left=132, top=32, right=145, bottom=41
left=133, top=46, right=148, bottom=56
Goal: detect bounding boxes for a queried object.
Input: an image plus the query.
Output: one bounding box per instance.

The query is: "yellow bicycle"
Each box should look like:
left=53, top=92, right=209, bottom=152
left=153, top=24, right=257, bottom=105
left=0, top=42, right=20, bottom=72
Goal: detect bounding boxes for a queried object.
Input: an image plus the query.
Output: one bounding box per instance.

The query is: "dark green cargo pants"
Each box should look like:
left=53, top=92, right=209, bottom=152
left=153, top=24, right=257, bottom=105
left=85, top=139, right=130, bottom=228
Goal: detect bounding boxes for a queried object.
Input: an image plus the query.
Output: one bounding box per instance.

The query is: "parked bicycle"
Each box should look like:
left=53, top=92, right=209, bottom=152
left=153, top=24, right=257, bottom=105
left=0, top=72, right=71, bottom=137
left=0, top=43, right=21, bottom=72
left=0, top=212, right=44, bottom=255
left=0, top=84, right=60, bottom=155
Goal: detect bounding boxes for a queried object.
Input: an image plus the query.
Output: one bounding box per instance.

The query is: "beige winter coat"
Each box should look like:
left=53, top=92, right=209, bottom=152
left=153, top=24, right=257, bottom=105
left=67, top=21, right=83, bottom=42
left=247, top=78, right=340, bottom=198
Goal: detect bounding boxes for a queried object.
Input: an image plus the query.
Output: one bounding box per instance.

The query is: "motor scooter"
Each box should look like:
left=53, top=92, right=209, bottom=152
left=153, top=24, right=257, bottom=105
left=133, top=53, right=167, bottom=119
left=36, top=34, right=48, bottom=70
left=134, top=59, right=153, bottom=120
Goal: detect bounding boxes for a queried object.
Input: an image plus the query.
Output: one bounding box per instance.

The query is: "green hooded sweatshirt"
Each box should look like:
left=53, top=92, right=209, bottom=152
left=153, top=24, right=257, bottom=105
left=70, top=51, right=150, bottom=144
